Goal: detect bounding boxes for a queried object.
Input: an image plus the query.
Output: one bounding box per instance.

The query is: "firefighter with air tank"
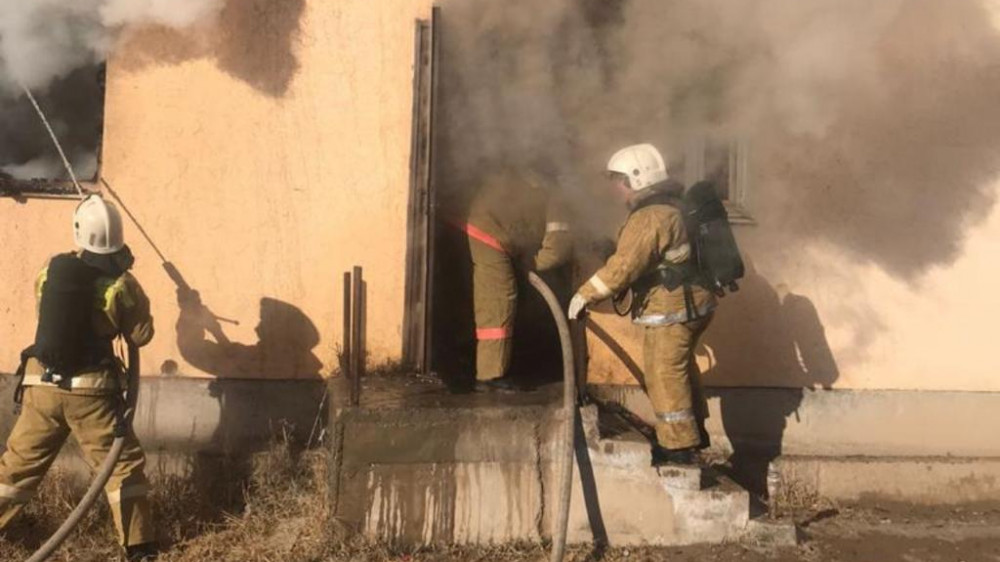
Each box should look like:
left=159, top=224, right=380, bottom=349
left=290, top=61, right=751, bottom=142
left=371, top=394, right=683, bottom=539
left=570, top=143, right=742, bottom=467
left=0, top=195, right=158, bottom=560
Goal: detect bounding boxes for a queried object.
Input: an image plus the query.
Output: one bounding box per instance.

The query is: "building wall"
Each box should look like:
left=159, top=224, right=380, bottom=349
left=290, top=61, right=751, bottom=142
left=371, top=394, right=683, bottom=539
left=3, top=0, right=1000, bottom=398
left=0, top=0, right=433, bottom=379
left=586, top=0, right=1000, bottom=392
left=585, top=174, right=1000, bottom=392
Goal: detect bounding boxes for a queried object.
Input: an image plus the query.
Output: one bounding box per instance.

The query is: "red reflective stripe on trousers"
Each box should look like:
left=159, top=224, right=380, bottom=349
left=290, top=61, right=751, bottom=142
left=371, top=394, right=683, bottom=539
left=476, top=327, right=512, bottom=341
left=465, top=223, right=506, bottom=253
left=445, top=219, right=507, bottom=254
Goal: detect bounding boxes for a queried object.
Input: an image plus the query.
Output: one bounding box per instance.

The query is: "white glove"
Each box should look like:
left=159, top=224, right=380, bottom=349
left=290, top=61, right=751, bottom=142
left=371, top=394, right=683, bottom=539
left=568, top=293, right=588, bottom=320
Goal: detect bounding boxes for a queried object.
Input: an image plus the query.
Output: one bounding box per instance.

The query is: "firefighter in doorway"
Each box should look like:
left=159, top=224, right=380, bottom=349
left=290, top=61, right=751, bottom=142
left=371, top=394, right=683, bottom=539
left=458, top=169, right=572, bottom=391
left=568, top=144, right=716, bottom=466
left=0, top=195, right=157, bottom=560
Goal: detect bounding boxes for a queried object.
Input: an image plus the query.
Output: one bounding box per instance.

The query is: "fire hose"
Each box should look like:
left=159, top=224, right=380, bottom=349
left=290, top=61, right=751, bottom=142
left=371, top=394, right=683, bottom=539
left=25, top=341, right=140, bottom=562
left=526, top=272, right=576, bottom=562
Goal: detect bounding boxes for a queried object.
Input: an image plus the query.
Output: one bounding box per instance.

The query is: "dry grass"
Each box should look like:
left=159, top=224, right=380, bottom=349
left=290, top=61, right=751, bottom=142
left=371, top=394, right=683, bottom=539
left=0, top=429, right=328, bottom=562
left=0, top=431, right=566, bottom=562
left=0, top=433, right=751, bottom=562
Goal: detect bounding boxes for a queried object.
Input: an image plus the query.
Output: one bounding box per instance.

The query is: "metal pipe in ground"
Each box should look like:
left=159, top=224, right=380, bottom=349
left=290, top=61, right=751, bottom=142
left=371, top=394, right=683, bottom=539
left=527, top=272, right=575, bottom=562
left=342, top=272, right=352, bottom=382
left=351, top=266, right=364, bottom=406
left=329, top=271, right=355, bottom=516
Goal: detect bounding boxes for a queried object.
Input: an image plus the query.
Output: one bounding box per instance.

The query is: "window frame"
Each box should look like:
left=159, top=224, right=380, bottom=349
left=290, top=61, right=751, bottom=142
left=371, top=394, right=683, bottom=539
left=681, top=136, right=755, bottom=224
left=0, top=64, right=106, bottom=200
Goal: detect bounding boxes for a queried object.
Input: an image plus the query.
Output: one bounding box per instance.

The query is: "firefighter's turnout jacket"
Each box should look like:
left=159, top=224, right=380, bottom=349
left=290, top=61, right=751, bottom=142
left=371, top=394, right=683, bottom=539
left=578, top=194, right=716, bottom=449
left=462, top=172, right=572, bottom=381
left=0, top=252, right=156, bottom=547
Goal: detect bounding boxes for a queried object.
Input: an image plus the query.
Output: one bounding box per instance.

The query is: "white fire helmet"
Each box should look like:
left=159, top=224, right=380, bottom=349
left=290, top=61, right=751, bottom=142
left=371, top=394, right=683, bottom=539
left=606, top=143, right=668, bottom=191
left=73, top=195, right=125, bottom=254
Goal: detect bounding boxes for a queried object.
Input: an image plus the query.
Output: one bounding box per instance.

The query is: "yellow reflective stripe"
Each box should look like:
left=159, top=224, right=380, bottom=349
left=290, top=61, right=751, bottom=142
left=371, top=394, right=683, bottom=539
left=101, top=277, right=125, bottom=331
left=35, top=267, right=48, bottom=304
left=114, top=276, right=135, bottom=309
left=0, top=483, right=34, bottom=502
left=22, top=374, right=118, bottom=390
left=545, top=222, right=571, bottom=233
left=656, top=409, right=695, bottom=424
left=106, top=483, right=150, bottom=504
left=587, top=274, right=612, bottom=299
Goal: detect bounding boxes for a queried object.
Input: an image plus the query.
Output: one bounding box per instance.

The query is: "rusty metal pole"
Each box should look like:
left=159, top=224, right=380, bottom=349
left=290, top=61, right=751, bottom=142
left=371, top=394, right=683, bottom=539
left=330, top=270, right=356, bottom=517
left=360, top=279, right=368, bottom=381
left=343, top=271, right=352, bottom=378
left=351, top=266, right=364, bottom=406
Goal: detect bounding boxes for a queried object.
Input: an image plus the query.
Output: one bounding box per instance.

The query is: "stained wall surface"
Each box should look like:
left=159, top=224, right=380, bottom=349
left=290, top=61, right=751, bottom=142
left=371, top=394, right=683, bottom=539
left=4, top=0, right=1000, bottom=397
left=580, top=1, right=1000, bottom=392
left=0, top=0, right=434, bottom=379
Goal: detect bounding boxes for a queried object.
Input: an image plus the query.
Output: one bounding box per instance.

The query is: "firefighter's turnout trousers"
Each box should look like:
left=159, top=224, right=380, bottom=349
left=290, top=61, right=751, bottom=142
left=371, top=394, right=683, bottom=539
left=463, top=172, right=572, bottom=382
left=644, top=314, right=713, bottom=450
left=470, top=234, right=517, bottom=381
left=0, top=384, right=154, bottom=547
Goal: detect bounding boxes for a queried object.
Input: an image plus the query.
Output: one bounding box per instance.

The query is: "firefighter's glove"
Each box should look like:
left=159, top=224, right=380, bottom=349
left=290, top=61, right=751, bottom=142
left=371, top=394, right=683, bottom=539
left=568, top=293, right=588, bottom=320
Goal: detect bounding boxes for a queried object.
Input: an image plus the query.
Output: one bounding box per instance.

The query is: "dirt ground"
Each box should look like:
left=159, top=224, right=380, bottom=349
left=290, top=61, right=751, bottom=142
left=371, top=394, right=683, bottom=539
left=1, top=443, right=999, bottom=562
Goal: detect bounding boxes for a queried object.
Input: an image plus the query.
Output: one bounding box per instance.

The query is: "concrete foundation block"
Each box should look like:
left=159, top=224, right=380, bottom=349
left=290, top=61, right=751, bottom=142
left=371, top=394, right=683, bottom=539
left=669, top=485, right=750, bottom=545
left=591, top=437, right=652, bottom=469
left=743, top=518, right=799, bottom=547
left=357, top=461, right=543, bottom=545
left=775, top=455, right=1000, bottom=506
left=334, top=387, right=752, bottom=548
left=549, top=453, right=748, bottom=546
left=656, top=465, right=703, bottom=491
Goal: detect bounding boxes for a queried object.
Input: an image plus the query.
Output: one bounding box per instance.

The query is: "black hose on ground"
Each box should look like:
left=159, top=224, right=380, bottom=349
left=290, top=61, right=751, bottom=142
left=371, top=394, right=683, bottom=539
left=526, top=272, right=575, bottom=562
left=26, top=342, right=139, bottom=562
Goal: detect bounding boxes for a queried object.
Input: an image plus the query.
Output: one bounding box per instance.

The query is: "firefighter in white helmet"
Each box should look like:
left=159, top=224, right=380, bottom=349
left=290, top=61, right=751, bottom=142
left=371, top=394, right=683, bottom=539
left=569, top=144, right=717, bottom=466
left=0, top=195, right=158, bottom=560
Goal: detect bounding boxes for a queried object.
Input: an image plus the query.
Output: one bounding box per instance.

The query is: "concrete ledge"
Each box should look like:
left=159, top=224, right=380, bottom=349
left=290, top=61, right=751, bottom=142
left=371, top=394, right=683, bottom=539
left=588, top=384, right=1000, bottom=457
left=0, top=374, right=327, bottom=454
left=775, top=456, right=1000, bottom=506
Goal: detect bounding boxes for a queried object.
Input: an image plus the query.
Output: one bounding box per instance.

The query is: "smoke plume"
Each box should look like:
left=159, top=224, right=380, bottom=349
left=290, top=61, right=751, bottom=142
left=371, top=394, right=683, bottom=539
left=0, top=0, right=222, bottom=182
left=436, top=0, right=1000, bottom=277
left=439, top=0, right=905, bottom=183
left=0, top=0, right=222, bottom=92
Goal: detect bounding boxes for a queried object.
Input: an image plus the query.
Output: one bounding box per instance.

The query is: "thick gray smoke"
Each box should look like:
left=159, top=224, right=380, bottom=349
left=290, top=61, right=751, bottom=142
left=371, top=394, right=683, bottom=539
left=0, top=0, right=222, bottom=182
left=439, top=0, right=904, bottom=190
left=0, top=0, right=222, bottom=92
left=436, top=0, right=1000, bottom=278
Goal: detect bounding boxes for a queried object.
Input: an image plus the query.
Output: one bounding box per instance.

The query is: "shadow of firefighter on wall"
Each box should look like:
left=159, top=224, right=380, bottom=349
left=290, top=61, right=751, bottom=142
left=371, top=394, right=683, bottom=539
left=701, top=261, right=839, bottom=513
left=175, top=288, right=326, bottom=460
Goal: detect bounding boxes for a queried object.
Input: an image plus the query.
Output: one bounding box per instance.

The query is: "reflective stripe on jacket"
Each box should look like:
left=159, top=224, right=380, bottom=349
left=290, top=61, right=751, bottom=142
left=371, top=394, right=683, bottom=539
left=26, top=254, right=154, bottom=389
left=465, top=172, right=572, bottom=272
left=579, top=203, right=716, bottom=325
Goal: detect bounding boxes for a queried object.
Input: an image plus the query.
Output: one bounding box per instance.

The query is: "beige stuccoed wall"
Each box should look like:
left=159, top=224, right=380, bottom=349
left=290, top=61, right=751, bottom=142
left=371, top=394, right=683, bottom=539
left=4, top=0, right=1000, bottom=395
left=586, top=1, right=1000, bottom=392
left=585, top=185, right=1000, bottom=392
left=1, top=0, right=433, bottom=379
